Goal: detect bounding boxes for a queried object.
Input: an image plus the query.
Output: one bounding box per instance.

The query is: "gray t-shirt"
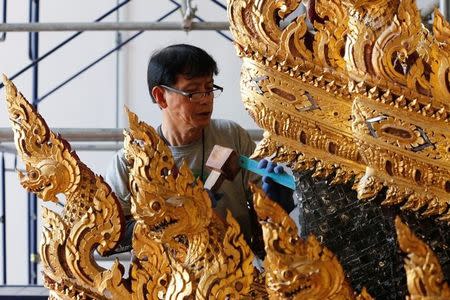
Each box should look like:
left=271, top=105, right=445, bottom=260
left=105, top=119, right=256, bottom=240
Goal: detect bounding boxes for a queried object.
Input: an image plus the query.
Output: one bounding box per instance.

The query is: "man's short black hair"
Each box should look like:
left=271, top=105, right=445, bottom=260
left=147, top=44, right=219, bottom=102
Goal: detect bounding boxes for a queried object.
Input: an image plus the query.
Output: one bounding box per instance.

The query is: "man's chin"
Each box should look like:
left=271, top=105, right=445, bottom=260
left=195, top=115, right=212, bottom=126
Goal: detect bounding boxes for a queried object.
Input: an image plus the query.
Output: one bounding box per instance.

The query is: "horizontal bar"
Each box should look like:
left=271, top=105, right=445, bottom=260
left=0, top=128, right=263, bottom=142
left=0, top=285, right=48, bottom=296
left=0, top=22, right=230, bottom=32
left=0, top=143, right=123, bottom=154
left=94, top=251, right=131, bottom=261
left=0, top=128, right=123, bottom=142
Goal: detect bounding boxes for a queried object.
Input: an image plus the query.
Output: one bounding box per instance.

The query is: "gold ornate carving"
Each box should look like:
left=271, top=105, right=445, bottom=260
left=395, top=217, right=450, bottom=299
left=123, top=108, right=255, bottom=298
left=251, top=183, right=372, bottom=299
left=3, top=76, right=258, bottom=299
left=229, top=0, right=450, bottom=221
left=4, top=49, right=450, bottom=298
left=3, top=74, right=125, bottom=296
left=434, top=8, right=450, bottom=43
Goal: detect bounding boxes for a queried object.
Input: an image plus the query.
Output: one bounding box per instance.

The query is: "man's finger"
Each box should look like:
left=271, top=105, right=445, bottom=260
left=262, top=176, right=274, bottom=184
left=274, top=165, right=284, bottom=174
left=257, top=158, right=268, bottom=169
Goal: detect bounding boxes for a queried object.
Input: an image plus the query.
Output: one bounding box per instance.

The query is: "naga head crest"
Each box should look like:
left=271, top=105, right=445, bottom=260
left=124, top=108, right=212, bottom=244
left=3, top=75, right=80, bottom=201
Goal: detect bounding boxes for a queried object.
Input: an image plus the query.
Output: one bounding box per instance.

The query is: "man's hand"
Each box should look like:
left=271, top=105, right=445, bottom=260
left=257, top=159, right=295, bottom=213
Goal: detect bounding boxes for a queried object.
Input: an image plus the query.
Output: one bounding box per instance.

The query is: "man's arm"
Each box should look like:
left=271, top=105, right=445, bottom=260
left=104, top=149, right=132, bottom=217
left=104, top=149, right=135, bottom=253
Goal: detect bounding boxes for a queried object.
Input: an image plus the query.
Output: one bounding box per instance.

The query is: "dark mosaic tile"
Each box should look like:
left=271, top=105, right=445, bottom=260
left=294, top=171, right=450, bottom=300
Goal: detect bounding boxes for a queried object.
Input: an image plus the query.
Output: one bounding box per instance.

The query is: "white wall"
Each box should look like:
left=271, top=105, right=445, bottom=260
left=0, top=0, right=257, bottom=285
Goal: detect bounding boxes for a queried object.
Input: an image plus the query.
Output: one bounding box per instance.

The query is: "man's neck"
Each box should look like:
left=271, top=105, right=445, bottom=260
left=161, top=121, right=203, bottom=146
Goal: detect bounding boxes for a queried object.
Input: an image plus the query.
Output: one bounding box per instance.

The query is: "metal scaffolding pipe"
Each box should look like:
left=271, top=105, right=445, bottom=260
left=0, top=128, right=123, bottom=142
left=441, top=0, right=450, bottom=20
left=1, top=153, right=6, bottom=284
left=0, top=128, right=263, bottom=142
left=0, top=0, right=6, bottom=41
left=0, top=143, right=123, bottom=154
left=28, top=0, right=39, bottom=285
left=0, top=21, right=230, bottom=32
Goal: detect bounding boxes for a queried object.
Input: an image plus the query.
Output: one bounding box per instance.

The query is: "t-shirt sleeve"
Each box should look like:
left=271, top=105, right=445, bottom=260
left=104, top=149, right=132, bottom=216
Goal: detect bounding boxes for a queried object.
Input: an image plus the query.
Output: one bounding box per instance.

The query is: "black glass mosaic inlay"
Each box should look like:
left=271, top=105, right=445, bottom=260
left=295, top=171, right=450, bottom=299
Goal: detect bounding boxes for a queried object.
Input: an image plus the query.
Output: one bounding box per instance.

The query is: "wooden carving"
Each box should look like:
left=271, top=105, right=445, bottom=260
left=3, top=76, right=254, bottom=299
left=251, top=184, right=373, bottom=300
left=3, top=74, right=125, bottom=298
left=4, top=0, right=450, bottom=294
left=228, top=0, right=450, bottom=221
left=396, top=217, right=450, bottom=299
left=122, top=108, right=255, bottom=299
left=3, top=72, right=450, bottom=299
left=2, top=76, right=383, bottom=299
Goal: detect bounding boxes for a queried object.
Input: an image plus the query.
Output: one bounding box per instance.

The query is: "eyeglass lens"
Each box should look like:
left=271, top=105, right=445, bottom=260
left=190, top=89, right=222, bottom=102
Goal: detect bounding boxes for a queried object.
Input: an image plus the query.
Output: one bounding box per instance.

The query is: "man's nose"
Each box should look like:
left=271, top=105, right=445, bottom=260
left=197, top=92, right=214, bottom=104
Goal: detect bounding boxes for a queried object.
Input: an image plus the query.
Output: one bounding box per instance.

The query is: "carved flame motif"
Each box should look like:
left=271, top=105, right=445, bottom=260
left=395, top=217, right=450, bottom=299
left=346, top=0, right=450, bottom=221
left=229, top=0, right=450, bottom=221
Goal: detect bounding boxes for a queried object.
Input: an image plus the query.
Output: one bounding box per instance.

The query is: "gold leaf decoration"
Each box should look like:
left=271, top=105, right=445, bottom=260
left=3, top=75, right=126, bottom=298
left=4, top=74, right=450, bottom=299
left=229, top=0, right=450, bottom=222
left=123, top=108, right=255, bottom=299
left=395, top=217, right=450, bottom=299
left=251, top=183, right=371, bottom=299
left=434, top=8, right=450, bottom=43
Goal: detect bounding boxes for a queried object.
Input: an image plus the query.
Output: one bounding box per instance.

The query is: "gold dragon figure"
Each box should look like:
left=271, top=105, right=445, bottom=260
left=120, top=108, right=255, bottom=299
left=396, top=217, right=450, bottom=300
left=251, top=183, right=373, bottom=300
left=3, top=75, right=256, bottom=299
left=3, top=75, right=125, bottom=298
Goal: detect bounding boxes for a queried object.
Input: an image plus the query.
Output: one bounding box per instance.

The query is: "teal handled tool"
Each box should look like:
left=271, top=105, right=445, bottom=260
left=203, top=145, right=296, bottom=192
left=238, top=155, right=296, bottom=190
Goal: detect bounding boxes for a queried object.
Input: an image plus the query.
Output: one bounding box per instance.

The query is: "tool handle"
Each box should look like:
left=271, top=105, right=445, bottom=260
left=239, top=156, right=296, bottom=190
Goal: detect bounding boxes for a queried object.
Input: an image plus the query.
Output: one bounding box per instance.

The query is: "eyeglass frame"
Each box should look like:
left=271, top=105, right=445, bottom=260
left=160, top=84, right=223, bottom=102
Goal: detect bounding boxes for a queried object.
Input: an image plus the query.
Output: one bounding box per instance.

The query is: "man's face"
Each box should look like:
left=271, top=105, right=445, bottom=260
left=162, top=75, right=214, bottom=130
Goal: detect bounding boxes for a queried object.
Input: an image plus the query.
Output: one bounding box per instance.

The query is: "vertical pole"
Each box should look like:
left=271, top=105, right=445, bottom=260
left=28, top=0, right=39, bottom=285
left=441, top=0, right=450, bottom=20
left=0, top=0, right=6, bottom=42
left=1, top=153, right=6, bottom=284
left=115, top=0, right=121, bottom=129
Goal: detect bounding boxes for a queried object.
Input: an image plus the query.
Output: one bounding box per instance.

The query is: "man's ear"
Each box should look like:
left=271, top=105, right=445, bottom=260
left=152, top=86, right=167, bottom=109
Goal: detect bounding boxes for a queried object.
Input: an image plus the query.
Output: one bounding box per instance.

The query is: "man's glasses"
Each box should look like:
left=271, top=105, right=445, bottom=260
left=161, top=84, right=223, bottom=102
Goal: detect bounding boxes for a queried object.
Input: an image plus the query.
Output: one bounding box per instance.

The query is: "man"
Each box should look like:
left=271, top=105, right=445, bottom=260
left=105, top=44, right=293, bottom=254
